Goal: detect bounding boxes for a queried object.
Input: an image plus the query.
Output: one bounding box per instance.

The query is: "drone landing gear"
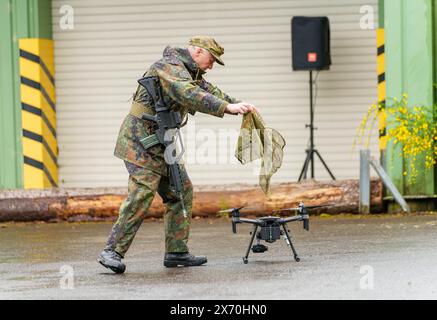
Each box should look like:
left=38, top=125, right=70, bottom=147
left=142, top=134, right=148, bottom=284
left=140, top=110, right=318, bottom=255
left=282, top=225, right=300, bottom=262
left=243, top=225, right=258, bottom=264
left=242, top=225, right=301, bottom=264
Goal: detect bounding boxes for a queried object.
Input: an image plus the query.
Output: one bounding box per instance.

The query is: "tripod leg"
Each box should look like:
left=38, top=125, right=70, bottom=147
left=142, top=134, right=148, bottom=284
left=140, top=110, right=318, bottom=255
left=298, top=150, right=312, bottom=182
left=314, top=149, right=336, bottom=180
left=282, top=225, right=300, bottom=262
left=243, top=225, right=258, bottom=264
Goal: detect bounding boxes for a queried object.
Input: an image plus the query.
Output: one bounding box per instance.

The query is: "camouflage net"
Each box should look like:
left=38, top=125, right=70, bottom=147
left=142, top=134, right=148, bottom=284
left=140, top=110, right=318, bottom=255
left=235, top=111, right=286, bottom=195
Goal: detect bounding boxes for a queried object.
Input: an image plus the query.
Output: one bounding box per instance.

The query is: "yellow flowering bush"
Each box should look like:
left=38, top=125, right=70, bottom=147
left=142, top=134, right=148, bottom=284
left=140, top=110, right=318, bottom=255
left=355, top=93, right=436, bottom=182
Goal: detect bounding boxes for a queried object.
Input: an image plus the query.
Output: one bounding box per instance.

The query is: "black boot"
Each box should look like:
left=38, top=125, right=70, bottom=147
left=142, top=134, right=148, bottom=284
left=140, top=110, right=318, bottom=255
left=98, top=249, right=126, bottom=274
left=164, top=252, right=207, bottom=267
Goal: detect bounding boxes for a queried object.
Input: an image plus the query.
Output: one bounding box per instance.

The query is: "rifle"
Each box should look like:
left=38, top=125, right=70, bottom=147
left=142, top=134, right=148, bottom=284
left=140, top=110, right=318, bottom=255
left=137, top=76, right=187, bottom=218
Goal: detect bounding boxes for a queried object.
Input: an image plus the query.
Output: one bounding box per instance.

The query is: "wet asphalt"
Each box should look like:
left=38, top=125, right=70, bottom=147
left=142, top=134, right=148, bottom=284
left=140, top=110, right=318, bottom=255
left=0, top=213, right=437, bottom=300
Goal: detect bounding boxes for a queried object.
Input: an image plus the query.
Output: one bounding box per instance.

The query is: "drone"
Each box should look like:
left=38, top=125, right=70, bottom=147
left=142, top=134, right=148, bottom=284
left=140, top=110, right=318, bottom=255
left=219, top=202, right=319, bottom=264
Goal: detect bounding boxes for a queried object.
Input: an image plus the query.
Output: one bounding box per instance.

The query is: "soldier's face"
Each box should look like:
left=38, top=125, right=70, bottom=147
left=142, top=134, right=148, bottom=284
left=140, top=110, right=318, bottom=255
left=194, top=48, right=216, bottom=71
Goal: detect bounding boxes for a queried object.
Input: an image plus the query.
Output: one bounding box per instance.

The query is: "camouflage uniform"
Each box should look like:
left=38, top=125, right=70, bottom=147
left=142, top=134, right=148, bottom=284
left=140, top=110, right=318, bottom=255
left=105, top=37, right=239, bottom=257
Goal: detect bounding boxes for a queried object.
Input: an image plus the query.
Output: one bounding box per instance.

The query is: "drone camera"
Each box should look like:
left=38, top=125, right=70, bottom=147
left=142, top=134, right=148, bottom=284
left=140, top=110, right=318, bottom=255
left=252, top=244, right=268, bottom=253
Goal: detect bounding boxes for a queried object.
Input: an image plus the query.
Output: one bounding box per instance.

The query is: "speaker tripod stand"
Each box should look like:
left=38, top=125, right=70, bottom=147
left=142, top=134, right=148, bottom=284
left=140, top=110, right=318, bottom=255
left=298, top=70, right=336, bottom=182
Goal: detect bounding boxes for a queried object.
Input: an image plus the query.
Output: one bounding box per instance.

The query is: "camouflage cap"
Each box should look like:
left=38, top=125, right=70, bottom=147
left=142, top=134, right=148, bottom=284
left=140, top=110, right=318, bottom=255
left=189, top=35, right=225, bottom=66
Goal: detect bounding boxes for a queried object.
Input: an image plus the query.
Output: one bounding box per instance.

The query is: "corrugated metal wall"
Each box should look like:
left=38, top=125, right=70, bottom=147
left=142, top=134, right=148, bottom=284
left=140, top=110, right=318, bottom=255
left=52, top=0, right=379, bottom=187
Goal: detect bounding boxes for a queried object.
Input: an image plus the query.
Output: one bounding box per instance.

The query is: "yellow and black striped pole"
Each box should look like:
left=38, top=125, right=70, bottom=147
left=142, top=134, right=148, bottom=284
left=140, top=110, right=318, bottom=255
left=377, top=28, right=387, bottom=151
left=19, top=39, right=58, bottom=188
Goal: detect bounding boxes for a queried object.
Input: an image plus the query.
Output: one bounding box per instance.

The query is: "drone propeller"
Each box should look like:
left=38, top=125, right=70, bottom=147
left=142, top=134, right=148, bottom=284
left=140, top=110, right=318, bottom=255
left=274, top=204, right=334, bottom=213
left=218, top=206, right=245, bottom=214
left=305, top=204, right=334, bottom=209
left=218, top=207, right=245, bottom=233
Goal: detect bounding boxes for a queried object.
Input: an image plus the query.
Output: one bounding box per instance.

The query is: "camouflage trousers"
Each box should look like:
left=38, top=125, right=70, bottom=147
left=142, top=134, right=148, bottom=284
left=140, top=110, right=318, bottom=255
left=105, top=161, right=193, bottom=257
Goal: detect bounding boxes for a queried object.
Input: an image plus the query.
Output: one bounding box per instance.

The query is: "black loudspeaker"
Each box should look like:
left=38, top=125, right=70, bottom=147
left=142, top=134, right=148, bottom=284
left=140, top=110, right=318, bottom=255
left=291, top=16, right=331, bottom=71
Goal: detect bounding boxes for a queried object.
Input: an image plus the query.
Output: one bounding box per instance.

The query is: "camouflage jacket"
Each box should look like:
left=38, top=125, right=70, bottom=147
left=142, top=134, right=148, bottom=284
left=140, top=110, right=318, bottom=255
left=114, top=46, right=239, bottom=175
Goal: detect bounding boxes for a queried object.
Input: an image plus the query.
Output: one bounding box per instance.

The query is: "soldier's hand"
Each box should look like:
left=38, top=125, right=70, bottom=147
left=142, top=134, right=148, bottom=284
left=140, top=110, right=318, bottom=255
left=240, top=102, right=257, bottom=112
left=226, top=102, right=257, bottom=115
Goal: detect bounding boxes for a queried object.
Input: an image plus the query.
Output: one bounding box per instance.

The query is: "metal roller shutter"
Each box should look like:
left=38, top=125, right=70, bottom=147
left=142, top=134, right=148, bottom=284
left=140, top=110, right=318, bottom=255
left=52, top=0, right=379, bottom=187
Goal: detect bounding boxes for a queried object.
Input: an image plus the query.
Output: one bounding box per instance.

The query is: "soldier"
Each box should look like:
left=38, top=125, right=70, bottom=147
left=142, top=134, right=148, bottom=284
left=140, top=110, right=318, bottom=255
left=98, top=36, right=256, bottom=273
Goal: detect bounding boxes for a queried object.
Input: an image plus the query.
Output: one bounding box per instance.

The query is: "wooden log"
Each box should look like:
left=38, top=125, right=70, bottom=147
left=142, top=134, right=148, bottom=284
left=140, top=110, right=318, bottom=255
left=0, top=179, right=383, bottom=222
left=189, top=179, right=383, bottom=216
